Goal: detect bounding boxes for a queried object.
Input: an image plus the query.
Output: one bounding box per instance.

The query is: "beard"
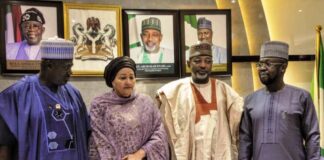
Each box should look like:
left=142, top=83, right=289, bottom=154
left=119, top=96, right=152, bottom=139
left=144, top=43, right=159, bottom=53
left=259, top=72, right=276, bottom=85
left=192, top=71, right=210, bottom=84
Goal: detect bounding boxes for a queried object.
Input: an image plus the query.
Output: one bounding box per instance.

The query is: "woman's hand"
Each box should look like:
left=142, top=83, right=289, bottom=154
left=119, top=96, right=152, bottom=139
left=122, top=149, right=146, bottom=160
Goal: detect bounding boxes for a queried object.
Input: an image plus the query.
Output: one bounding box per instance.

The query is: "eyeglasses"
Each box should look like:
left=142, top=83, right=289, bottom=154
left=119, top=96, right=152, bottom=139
left=256, top=61, right=284, bottom=69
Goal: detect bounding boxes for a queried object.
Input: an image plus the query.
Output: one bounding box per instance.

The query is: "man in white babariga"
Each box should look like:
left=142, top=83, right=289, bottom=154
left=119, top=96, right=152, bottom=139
left=157, top=42, right=243, bottom=160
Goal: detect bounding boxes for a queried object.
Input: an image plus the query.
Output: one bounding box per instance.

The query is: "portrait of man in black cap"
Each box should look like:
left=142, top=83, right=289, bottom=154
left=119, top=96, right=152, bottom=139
left=130, top=16, right=174, bottom=64
left=6, top=7, right=46, bottom=60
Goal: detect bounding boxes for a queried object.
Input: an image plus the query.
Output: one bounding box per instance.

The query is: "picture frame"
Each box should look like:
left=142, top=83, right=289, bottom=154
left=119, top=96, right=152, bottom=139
left=0, top=0, right=63, bottom=74
left=63, top=3, right=122, bottom=76
left=180, top=9, right=232, bottom=76
left=122, top=9, right=180, bottom=78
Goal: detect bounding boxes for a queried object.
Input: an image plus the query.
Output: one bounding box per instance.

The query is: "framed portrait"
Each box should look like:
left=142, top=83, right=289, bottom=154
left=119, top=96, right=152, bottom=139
left=63, top=3, right=122, bottom=76
left=180, top=9, right=232, bottom=76
left=122, top=9, right=180, bottom=78
left=0, top=1, right=63, bottom=74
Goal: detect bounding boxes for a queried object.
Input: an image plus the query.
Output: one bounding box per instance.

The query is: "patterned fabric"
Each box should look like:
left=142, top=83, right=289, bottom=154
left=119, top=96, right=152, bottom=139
left=260, top=41, right=289, bottom=60
left=142, top=17, right=161, bottom=32
left=197, top=17, right=212, bottom=29
left=0, top=75, right=90, bottom=160
left=89, top=91, right=169, bottom=160
left=20, top=8, right=45, bottom=24
left=40, top=37, right=74, bottom=59
left=189, top=42, right=212, bottom=59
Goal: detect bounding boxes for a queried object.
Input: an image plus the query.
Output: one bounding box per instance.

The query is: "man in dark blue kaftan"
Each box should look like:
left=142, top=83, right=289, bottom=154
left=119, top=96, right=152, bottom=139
left=0, top=38, right=90, bottom=160
left=239, top=41, right=320, bottom=160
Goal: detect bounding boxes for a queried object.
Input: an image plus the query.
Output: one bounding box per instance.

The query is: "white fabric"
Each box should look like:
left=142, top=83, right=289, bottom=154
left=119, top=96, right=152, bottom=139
left=130, top=46, right=174, bottom=63
left=157, top=77, right=243, bottom=160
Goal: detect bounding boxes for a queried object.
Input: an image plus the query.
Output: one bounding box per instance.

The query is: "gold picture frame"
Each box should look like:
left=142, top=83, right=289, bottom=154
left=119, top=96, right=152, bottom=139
left=63, top=3, right=122, bottom=76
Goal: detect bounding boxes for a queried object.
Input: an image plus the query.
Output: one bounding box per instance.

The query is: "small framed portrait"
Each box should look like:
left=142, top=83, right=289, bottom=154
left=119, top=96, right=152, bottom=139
left=63, top=3, right=122, bottom=76
left=0, top=1, right=63, bottom=74
left=122, top=9, right=180, bottom=78
left=180, top=9, right=232, bottom=76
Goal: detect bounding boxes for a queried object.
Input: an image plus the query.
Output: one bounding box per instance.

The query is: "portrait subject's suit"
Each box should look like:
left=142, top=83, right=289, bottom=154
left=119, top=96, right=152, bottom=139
left=6, top=40, right=41, bottom=60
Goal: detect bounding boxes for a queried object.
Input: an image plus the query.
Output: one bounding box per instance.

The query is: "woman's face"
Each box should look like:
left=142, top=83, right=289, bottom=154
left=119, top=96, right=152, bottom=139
left=112, top=68, right=136, bottom=98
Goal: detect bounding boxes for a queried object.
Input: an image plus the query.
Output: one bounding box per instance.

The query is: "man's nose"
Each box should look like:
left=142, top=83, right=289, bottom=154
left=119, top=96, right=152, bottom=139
left=148, top=35, right=154, bottom=41
left=201, top=33, right=208, bottom=39
left=199, top=61, right=208, bottom=68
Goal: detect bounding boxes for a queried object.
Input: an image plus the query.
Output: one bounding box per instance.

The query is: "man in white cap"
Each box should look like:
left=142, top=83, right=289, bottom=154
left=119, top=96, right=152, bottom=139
left=6, top=8, right=46, bottom=60
left=157, top=42, right=243, bottom=160
left=130, top=17, right=174, bottom=63
left=0, top=38, right=90, bottom=160
left=239, top=41, right=320, bottom=160
left=197, top=17, right=227, bottom=64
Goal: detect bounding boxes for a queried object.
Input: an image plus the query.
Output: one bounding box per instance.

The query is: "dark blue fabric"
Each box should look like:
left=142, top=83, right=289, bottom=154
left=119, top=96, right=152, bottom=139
left=0, top=115, right=16, bottom=145
left=0, top=75, right=90, bottom=160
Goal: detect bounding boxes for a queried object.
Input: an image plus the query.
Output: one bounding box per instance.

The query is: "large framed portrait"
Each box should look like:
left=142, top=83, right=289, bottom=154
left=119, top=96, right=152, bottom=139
left=64, top=3, right=122, bottom=76
left=122, top=9, right=180, bottom=78
left=180, top=9, right=232, bottom=76
left=0, top=1, right=63, bottom=74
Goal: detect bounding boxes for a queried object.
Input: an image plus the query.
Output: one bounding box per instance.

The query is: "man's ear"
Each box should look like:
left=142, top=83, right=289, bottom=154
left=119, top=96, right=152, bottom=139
left=281, top=63, right=288, bottom=72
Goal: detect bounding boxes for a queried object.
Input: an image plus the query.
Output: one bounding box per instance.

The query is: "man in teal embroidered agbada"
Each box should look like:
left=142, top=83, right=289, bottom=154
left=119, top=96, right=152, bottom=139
left=130, top=17, right=173, bottom=64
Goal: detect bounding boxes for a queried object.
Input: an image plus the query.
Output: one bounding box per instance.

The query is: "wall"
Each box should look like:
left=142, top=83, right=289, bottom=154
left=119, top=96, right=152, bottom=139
left=1, top=0, right=234, bottom=108
left=1, top=0, right=322, bottom=108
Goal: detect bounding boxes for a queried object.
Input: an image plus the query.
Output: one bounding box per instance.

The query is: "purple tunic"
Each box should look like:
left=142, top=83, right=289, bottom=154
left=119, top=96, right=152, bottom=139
left=239, top=85, right=320, bottom=160
left=89, top=91, right=169, bottom=160
left=0, top=75, right=90, bottom=160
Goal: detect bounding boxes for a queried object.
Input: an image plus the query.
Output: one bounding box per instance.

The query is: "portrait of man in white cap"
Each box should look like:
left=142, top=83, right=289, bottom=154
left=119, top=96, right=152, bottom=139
left=130, top=17, right=174, bottom=64
left=197, top=17, right=227, bottom=64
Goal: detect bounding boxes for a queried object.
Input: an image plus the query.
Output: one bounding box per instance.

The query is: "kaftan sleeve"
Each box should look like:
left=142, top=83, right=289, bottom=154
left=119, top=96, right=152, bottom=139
left=141, top=102, right=170, bottom=160
left=157, top=93, right=178, bottom=160
left=301, top=92, right=320, bottom=160
left=224, top=84, right=244, bottom=157
left=0, top=81, right=27, bottom=140
left=158, top=93, right=193, bottom=160
left=238, top=97, right=253, bottom=160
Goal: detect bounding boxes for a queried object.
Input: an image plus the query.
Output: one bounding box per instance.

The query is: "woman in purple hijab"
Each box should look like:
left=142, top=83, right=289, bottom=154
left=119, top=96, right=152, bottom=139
left=88, top=56, right=169, bottom=160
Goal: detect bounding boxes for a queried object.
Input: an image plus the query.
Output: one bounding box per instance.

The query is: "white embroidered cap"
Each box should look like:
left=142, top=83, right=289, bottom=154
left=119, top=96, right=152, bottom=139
left=40, top=37, right=74, bottom=59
